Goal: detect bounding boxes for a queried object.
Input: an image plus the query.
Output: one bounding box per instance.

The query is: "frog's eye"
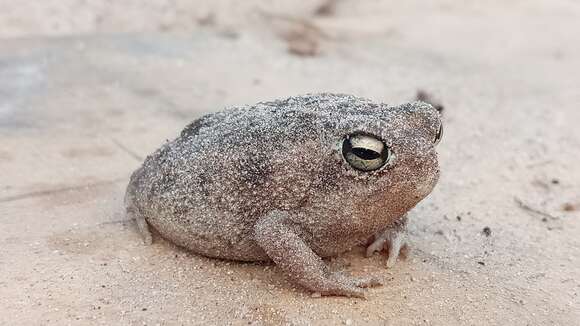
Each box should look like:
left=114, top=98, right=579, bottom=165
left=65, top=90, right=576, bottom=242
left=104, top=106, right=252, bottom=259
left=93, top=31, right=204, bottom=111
left=342, top=134, right=391, bottom=172
left=434, top=123, right=443, bottom=145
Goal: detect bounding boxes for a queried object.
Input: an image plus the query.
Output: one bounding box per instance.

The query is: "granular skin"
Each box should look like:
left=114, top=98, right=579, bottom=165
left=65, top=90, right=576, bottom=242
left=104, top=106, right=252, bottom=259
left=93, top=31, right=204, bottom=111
left=126, top=93, right=441, bottom=297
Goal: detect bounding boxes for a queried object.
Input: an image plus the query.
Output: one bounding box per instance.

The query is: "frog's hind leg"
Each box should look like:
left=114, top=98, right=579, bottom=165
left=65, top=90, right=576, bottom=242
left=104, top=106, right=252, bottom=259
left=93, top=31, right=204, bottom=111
left=125, top=198, right=153, bottom=245
left=133, top=212, right=153, bottom=245
left=254, top=211, right=382, bottom=298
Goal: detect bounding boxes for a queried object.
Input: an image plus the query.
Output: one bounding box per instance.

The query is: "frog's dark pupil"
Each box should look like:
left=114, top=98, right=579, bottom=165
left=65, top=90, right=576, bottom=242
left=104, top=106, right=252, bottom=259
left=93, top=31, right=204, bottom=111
left=352, top=147, right=380, bottom=160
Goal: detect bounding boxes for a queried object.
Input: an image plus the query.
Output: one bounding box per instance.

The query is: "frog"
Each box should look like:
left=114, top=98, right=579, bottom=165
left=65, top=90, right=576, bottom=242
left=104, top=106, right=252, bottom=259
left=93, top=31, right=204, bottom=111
left=125, top=93, right=442, bottom=297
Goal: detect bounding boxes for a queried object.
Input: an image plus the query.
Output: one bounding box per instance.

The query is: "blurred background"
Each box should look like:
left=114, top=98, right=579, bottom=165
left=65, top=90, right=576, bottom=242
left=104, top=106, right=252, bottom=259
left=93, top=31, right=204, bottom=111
left=1, top=1, right=579, bottom=325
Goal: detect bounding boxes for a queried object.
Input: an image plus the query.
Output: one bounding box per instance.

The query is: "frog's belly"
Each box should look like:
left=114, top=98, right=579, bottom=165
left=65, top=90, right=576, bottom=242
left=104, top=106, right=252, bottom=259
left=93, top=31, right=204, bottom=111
left=143, top=206, right=381, bottom=262
left=146, top=210, right=270, bottom=262
left=309, top=233, right=374, bottom=258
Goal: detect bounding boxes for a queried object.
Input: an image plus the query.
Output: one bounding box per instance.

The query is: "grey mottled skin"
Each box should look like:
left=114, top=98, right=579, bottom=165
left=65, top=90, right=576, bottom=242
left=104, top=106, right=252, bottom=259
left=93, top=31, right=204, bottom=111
left=126, top=93, right=441, bottom=297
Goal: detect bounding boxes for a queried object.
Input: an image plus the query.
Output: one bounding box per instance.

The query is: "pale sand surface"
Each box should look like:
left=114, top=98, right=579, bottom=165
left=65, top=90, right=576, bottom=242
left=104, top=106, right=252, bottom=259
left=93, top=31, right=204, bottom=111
left=1, top=1, right=579, bottom=325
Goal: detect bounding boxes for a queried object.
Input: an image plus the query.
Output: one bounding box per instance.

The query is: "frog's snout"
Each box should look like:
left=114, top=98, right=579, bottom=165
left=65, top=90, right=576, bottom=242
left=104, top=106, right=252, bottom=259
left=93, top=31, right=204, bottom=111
left=415, top=167, right=440, bottom=198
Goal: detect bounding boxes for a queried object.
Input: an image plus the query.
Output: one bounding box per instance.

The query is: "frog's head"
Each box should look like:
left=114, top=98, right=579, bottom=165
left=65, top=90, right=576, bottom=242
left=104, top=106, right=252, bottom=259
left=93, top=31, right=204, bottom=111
left=248, top=93, right=441, bottom=218
left=329, top=99, right=442, bottom=214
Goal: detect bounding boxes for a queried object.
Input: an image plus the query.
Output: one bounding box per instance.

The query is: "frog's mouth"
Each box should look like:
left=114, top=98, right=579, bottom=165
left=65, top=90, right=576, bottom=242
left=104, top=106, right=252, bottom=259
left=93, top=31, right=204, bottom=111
left=387, top=166, right=439, bottom=206
left=413, top=168, right=440, bottom=200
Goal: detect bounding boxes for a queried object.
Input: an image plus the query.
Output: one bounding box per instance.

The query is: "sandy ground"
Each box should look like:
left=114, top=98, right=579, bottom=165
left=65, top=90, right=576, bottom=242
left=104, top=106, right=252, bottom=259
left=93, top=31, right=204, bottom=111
left=1, top=1, right=580, bottom=325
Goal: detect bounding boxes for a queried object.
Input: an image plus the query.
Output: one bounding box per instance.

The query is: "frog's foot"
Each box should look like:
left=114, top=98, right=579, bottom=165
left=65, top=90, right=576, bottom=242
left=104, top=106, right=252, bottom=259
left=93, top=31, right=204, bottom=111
left=135, top=214, right=153, bottom=245
left=126, top=193, right=153, bottom=245
left=254, top=211, right=383, bottom=298
left=366, top=228, right=407, bottom=268
left=352, top=275, right=383, bottom=288
left=128, top=208, right=152, bottom=245
left=320, top=273, right=382, bottom=298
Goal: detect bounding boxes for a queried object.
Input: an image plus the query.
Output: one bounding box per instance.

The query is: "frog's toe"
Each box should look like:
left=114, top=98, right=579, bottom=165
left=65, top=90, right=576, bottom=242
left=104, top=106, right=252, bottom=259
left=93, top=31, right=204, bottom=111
left=385, top=236, right=407, bottom=268
left=353, top=276, right=383, bottom=288
left=366, top=227, right=408, bottom=268
left=322, top=285, right=366, bottom=298
left=320, top=272, right=381, bottom=298
left=366, top=236, right=387, bottom=257
left=137, top=220, right=153, bottom=245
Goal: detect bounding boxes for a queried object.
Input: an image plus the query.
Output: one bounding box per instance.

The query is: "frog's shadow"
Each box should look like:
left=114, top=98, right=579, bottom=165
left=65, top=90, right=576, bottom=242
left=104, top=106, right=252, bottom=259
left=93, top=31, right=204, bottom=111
left=138, top=221, right=408, bottom=296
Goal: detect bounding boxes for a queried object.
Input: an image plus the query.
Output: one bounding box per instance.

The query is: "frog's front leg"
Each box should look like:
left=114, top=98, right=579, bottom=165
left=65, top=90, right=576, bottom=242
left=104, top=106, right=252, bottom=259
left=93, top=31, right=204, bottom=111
left=366, top=215, right=408, bottom=268
left=254, top=211, right=382, bottom=298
